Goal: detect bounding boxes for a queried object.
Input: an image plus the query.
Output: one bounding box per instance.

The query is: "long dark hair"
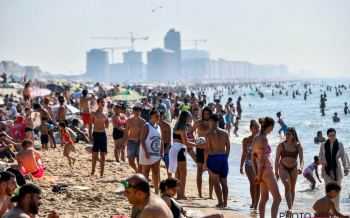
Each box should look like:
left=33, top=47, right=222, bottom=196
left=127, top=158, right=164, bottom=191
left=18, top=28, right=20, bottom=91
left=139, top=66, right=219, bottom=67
left=259, top=117, right=274, bottom=134
left=286, top=127, right=300, bottom=144
left=175, top=111, right=191, bottom=131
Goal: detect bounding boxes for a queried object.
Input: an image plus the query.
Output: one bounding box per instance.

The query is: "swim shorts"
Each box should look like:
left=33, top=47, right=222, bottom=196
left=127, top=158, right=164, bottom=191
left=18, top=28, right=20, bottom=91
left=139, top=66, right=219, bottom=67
left=113, top=128, right=124, bottom=140
left=196, top=148, right=205, bottom=164
left=40, top=134, right=49, bottom=145
left=92, top=132, right=107, bottom=153
left=127, top=140, right=140, bottom=159
left=81, top=112, right=91, bottom=126
left=177, top=148, right=186, bottom=162
left=207, top=154, right=229, bottom=178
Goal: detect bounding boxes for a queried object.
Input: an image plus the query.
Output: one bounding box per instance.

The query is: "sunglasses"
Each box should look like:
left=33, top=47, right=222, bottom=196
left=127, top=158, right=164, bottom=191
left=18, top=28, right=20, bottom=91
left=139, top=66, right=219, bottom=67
left=120, top=180, right=137, bottom=190
left=328, top=134, right=336, bottom=137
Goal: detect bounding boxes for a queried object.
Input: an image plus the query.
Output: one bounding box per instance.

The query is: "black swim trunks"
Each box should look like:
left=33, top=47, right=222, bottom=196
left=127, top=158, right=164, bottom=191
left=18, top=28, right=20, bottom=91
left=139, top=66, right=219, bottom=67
left=196, top=148, right=205, bottom=164
left=112, top=128, right=124, bottom=140
left=25, top=127, right=33, bottom=132
left=92, top=132, right=107, bottom=153
left=177, top=148, right=186, bottom=162
left=40, top=134, right=49, bottom=145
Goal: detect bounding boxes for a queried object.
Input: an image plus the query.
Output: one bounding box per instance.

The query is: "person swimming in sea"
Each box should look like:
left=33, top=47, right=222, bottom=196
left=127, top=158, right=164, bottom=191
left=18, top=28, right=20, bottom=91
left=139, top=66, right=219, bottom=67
left=332, top=112, right=340, bottom=123
left=314, top=131, right=326, bottom=144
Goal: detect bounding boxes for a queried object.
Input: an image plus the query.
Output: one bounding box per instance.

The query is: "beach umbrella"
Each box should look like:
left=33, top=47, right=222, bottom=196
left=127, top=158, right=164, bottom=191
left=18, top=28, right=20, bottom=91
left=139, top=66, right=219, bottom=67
left=112, top=89, right=145, bottom=102
left=46, top=84, right=64, bottom=93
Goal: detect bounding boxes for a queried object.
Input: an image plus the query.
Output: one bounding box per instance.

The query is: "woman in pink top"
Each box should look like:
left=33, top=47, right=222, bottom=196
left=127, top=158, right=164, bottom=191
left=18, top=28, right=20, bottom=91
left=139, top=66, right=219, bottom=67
left=252, top=117, right=281, bottom=218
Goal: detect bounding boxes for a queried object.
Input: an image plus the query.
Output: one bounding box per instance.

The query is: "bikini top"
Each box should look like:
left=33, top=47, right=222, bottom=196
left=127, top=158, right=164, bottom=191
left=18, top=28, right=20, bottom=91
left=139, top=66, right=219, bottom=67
left=173, top=132, right=182, bottom=141
left=113, top=116, right=127, bottom=127
left=264, top=144, right=272, bottom=157
left=281, top=142, right=299, bottom=158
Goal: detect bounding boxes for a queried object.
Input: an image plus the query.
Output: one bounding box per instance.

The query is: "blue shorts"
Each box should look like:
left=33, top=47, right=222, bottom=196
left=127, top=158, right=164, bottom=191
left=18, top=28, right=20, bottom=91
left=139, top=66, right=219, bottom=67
left=207, top=154, right=229, bottom=178
left=127, top=140, right=140, bottom=159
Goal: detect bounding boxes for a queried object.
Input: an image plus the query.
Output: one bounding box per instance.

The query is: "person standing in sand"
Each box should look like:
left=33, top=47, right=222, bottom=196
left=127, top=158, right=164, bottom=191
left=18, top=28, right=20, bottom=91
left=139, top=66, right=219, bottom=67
left=140, top=109, right=163, bottom=194
left=206, top=114, right=230, bottom=208
left=80, top=89, right=94, bottom=129
left=319, top=128, right=350, bottom=211
left=252, top=117, right=281, bottom=218
left=0, top=171, right=17, bottom=217
left=240, top=120, right=260, bottom=210
left=124, top=106, right=146, bottom=173
left=112, top=104, right=127, bottom=162
left=193, top=107, right=212, bottom=198
left=275, top=127, right=304, bottom=214
left=122, top=174, right=173, bottom=218
left=89, top=97, right=109, bottom=177
left=159, top=111, right=172, bottom=177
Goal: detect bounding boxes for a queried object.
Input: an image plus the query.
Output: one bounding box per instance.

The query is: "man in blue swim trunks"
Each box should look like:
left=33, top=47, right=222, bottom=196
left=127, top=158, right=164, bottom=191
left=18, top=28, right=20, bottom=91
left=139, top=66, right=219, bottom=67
left=206, top=114, right=230, bottom=208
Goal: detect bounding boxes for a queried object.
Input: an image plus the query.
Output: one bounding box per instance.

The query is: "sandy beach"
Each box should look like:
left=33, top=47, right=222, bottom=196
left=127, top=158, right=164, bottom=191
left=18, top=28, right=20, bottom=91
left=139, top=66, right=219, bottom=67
left=34, top=128, right=248, bottom=218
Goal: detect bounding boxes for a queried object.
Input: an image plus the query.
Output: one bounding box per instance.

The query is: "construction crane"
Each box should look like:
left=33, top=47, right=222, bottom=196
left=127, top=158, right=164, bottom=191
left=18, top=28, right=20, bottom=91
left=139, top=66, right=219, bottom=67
left=99, top=47, right=131, bottom=63
left=91, top=32, right=149, bottom=50
left=185, top=39, right=207, bottom=50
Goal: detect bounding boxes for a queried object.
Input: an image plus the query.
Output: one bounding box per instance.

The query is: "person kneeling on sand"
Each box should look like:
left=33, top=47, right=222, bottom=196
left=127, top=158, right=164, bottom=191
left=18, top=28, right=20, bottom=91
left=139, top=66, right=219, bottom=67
left=122, top=174, right=173, bottom=218
left=16, top=140, right=45, bottom=179
left=313, top=183, right=349, bottom=218
left=160, top=178, right=223, bottom=218
left=4, top=183, right=58, bottom=218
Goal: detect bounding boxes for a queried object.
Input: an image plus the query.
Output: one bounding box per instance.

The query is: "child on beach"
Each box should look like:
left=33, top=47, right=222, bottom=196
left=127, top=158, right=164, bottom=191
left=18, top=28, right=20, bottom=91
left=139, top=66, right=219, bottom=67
left=313, top=183, right=349, bottom=218
left=303, top=156, right=322, bottom=190
left=59, top=122, right=76, bottom=168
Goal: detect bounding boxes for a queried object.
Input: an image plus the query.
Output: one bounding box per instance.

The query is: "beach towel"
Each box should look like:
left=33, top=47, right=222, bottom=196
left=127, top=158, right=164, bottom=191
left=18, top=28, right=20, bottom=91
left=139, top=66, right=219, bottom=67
left=168, top=142, right=186, bottom=174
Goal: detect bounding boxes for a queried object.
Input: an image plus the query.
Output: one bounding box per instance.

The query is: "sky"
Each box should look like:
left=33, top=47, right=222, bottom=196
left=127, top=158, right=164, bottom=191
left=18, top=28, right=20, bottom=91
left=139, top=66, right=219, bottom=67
left=0, top=0, right=349, bottom=76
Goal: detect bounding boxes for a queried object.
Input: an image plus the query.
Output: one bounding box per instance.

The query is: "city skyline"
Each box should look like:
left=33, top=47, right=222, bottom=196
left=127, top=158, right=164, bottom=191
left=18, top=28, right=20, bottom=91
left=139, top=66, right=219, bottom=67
left=0, top=0, right=349, bottom=77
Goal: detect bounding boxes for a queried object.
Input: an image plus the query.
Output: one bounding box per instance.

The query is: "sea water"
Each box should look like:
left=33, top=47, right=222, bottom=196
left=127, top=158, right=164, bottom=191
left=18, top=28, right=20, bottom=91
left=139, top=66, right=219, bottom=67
left=189, top=80, right=350, bottom=216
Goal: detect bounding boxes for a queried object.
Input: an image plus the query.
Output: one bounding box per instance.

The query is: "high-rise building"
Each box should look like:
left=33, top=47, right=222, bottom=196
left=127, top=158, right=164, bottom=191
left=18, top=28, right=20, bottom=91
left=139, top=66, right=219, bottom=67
left=164, top=29, right=181, bottom=77
left=147, top=48, right=177, bottom=82
left=181, top=49, right=210, bottom=80
left=122, top=50, right=144, bottom=81
left=86, top=49, right=109, bottom=81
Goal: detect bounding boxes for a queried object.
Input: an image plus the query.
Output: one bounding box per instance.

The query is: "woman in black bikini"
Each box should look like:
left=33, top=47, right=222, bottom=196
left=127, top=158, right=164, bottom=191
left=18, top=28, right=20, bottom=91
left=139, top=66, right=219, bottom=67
left=275, top=127, right=304, bottom=214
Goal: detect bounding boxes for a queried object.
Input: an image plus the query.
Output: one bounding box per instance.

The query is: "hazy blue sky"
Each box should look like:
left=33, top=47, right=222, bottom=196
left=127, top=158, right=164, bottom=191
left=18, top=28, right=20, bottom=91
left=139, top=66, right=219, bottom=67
left=0, top=0, right=349, bottom=76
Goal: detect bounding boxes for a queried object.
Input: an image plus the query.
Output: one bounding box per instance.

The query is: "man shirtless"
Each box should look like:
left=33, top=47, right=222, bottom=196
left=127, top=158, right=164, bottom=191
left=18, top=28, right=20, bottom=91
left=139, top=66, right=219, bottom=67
left=159, top=111, right=172, bottom=177
left=89, top=97, right=109, bottom=177
left=206, top=114, right=230, bottom=208
left=193, top=107, right=212, bottom=198
left=0, top=171, right=16, bottom=217
left=57, top=96, right=66, bottom=124
left=313, top=183, right=349, bottom=218
left=80, top=89, right=94, bottom=128
left=123, top=174, right=173, bottom=218
left=123, top=106, right=145, bottom=173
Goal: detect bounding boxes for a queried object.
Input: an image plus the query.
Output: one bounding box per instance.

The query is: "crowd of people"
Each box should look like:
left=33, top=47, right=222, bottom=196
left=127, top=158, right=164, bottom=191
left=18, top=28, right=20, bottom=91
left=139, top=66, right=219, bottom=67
left=0, top=78, right=349, bottom=218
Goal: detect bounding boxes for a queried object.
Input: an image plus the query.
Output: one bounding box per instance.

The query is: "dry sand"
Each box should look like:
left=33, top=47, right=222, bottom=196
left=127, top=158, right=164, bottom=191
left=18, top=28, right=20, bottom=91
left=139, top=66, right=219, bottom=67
left=31, top=130, right=249, bottom=218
